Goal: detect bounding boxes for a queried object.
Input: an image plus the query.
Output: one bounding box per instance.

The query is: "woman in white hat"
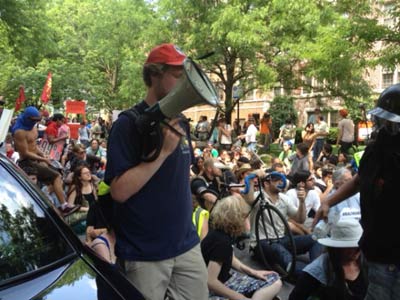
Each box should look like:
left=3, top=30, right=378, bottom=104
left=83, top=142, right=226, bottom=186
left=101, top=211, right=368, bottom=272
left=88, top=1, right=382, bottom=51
left=289, top=219, right=368, bottom=300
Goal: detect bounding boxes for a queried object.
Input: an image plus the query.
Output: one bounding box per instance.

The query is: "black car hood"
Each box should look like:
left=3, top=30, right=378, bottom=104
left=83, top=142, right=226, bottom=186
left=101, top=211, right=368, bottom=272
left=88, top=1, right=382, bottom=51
left=2, top=258, right=103, bottom=300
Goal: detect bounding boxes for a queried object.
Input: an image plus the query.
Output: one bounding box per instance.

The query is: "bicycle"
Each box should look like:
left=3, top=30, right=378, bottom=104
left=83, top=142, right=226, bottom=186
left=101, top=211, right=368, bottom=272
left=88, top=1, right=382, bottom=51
left=241, top=172, right=297, bottom=279
left=192, top=170, right=297, bottom=279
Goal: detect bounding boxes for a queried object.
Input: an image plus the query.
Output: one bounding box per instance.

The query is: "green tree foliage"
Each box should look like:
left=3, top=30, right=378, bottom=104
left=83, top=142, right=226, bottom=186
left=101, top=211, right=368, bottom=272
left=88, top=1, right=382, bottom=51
left=374, top=2, right=400, bottom=68
left=0, top=0, right=397, bottom=118
left=158, top=0, right=276, bottom=124
left=300, top=0, right=384, bottom=108
left=268, top=95, right=297, bottom=138
left=157, top=0, right=384, bottom=123
left=1, top=0, right=155, bottom=112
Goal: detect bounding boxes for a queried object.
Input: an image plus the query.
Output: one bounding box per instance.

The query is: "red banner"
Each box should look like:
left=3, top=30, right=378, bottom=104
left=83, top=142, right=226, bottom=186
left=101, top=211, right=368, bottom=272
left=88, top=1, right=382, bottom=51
left=65, top=100, right=86, bottom=115
left=41, top=72, right=52, bottom=104
left=67, top=123, right=80, bottom=140
left=15, top=86, right=26, bottom=111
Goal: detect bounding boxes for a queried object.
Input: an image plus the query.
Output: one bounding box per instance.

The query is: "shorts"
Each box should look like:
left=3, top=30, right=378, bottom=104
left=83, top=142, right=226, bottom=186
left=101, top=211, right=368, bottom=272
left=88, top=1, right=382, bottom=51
left=18, top=159, right=60, bottom=184
left=209, top=269, right=279, bottom=299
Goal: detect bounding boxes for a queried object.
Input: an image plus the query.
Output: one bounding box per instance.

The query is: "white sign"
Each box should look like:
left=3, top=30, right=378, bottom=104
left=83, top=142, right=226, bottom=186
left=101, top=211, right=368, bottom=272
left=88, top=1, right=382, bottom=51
left=0, top=109, right=14, bottom=145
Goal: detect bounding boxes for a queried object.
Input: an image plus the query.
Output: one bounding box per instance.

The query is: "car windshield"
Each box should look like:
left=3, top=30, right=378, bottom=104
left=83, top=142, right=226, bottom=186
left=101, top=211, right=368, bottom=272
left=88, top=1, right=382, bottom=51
left=0, top=165, right=74, bottom=281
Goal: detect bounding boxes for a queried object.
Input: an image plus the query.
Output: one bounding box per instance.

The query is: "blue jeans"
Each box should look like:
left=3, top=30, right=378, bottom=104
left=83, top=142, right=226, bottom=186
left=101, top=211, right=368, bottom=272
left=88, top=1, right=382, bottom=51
left=256, top=235, right=323, bottom=276
left=313, top=138, right=325, bottom=161
left=247, top=142, right=257, bottom=153
left=365, top=262, right=400, bottom=300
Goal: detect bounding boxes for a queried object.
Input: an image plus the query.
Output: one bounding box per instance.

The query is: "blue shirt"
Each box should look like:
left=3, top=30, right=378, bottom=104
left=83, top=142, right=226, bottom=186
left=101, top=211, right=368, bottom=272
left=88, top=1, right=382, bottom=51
left=105, top=101, right=199, bottom=261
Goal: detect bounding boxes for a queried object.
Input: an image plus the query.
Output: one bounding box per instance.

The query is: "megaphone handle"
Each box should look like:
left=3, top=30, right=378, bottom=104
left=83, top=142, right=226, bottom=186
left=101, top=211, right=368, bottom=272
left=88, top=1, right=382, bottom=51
left=141, top=125, right=163, bottom=162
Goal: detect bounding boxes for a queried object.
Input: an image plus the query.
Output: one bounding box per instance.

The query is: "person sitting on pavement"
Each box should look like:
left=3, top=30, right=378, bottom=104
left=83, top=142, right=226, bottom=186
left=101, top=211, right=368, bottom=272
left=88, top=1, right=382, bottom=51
left=289, top=142, right=313, bottom=176
left=286, top=170, right=321, bottom=235
left=245, top=171, right=323, bottom=277
left=326, top=167, right=361, bottom=226
left=289, top=219, right=367, bottom=300
left=86, top=138, right=107, bottom=179
left=201, top=194, right=282, bottom=300
left=200, top=158, right=223, bottom=196
left=192, top=195, right=209, bottom=240
left=317, top=143, right=338, bottom=166
left=314, top=164, right=335, bottom=201
left=88, top=189, right=116, bottom=264
left=67, top=165, right=98, bottom=211
left=278, top=140, right=293, bottom=172
left=5, top=142, right=19, bottom=163
left=44, top=113, right=68, bottom=154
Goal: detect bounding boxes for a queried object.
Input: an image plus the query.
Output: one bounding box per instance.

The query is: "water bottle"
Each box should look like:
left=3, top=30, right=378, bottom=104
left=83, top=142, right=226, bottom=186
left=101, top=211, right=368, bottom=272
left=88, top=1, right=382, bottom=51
left=312, top=220, right=330, bottom=240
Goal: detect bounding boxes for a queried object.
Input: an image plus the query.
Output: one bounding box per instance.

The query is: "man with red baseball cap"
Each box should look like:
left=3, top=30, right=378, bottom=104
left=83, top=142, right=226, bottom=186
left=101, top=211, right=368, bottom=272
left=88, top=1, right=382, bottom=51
left=105, top=44, right=208, bottom=299
left=145, top=43, right=186, bottom=65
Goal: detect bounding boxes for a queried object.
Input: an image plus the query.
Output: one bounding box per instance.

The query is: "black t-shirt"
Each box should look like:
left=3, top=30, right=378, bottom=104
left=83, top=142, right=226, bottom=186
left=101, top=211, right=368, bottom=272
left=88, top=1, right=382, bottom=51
left=201, top=229, right=233, bottom=283
left=289, top=271, right=367, bottom=300
left=358, top=130, right=400, bottom=263
left=202, top=173, right=220, bottom=195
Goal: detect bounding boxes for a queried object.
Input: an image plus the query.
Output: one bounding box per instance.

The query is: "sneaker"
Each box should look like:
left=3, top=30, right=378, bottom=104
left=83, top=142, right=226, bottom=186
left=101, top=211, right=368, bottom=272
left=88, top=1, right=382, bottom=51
left=61, top=205, right=80, bottom=217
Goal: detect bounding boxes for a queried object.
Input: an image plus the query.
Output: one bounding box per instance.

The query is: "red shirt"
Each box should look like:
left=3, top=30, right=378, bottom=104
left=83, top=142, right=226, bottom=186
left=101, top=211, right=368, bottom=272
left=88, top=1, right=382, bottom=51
left=45, top=121, right=59, bottom=138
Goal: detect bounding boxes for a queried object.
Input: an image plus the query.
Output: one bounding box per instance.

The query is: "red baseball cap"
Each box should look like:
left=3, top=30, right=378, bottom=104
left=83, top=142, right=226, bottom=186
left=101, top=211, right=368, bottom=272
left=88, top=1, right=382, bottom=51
left=145, top=43, right=186, bottom=66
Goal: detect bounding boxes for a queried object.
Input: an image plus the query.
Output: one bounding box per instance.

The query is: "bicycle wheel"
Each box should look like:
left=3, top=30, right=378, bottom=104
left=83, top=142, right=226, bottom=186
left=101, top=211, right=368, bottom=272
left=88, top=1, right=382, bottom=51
left=254, top=203, right=296, bottom=279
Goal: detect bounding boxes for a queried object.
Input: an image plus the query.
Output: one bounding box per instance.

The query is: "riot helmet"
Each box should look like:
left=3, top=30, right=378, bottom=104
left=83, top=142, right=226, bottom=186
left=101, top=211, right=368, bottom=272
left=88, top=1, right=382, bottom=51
left=369, top=83, right=400, bottom=135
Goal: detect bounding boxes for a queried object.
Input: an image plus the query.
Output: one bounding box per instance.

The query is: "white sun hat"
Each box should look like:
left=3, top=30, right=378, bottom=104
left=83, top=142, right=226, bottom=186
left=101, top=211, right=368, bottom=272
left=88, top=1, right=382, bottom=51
left=318, top=219, right=363, bottom=248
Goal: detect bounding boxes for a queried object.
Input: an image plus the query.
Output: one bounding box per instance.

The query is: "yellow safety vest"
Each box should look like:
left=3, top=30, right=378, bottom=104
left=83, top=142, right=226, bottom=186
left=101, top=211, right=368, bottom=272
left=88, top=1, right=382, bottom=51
left=354, top=151, right=364, bottom=167
left=192, top=207, right=209, bottom=237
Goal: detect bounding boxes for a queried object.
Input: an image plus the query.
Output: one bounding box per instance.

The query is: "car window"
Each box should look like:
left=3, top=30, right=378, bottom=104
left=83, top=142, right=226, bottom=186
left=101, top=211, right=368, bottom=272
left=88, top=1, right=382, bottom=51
left=0, top=166, right=74, bottom=281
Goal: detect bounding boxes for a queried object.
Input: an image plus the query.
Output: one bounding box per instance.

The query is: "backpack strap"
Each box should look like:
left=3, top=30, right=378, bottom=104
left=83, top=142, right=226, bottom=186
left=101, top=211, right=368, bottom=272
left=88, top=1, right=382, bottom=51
left=113, top=103, right=161, bottom=162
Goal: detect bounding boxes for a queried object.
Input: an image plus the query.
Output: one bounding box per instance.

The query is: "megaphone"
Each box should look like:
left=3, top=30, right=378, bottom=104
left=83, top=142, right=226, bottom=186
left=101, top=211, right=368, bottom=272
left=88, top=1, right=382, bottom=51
left=144, top=57, right=219, bottom=121
left=136, top=58, right=220, bottom=161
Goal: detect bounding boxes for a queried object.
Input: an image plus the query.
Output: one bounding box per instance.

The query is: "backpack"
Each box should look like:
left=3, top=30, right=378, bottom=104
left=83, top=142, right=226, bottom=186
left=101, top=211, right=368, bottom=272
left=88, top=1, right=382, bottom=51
left=282, top=125, right=295, bottom=139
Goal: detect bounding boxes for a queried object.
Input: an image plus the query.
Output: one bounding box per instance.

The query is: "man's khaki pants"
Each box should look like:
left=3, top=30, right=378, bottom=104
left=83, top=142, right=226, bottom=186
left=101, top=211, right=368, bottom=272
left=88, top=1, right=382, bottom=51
left=121, top=244, right=208, bottom=300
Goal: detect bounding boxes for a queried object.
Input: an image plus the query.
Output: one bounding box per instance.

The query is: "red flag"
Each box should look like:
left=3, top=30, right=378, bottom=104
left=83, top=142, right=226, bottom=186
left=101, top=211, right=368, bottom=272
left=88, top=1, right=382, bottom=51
left=15, top=86, right=26, bottom=111
left=40, top=72, right=52, bottom=104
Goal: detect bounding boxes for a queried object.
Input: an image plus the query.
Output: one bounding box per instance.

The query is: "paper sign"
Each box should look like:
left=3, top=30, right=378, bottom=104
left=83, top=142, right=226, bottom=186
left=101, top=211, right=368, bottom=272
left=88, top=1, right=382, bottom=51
left=0, top=109, right=14, bottom=145
left=38, top=139, right=64, bottom=161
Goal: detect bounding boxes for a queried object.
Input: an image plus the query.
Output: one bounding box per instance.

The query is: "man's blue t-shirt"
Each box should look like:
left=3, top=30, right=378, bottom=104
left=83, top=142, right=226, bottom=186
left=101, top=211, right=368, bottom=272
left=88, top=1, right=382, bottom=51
left=105, top=101, right=199, bottom=261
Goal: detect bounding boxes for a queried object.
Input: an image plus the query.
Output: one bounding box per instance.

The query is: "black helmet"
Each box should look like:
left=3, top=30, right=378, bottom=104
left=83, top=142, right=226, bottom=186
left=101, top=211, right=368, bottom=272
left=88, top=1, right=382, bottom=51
left=369, top=83, right=400, bottom=123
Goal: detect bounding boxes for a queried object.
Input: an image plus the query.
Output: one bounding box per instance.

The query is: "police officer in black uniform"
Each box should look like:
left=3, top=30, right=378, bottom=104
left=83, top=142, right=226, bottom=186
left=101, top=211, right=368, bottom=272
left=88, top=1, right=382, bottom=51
left=314, top=83, right=400, bottom=300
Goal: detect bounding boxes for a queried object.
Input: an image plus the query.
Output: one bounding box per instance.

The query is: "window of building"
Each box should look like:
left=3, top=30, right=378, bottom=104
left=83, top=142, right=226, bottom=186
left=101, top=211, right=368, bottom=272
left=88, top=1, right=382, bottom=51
left=383, top=3, right=396, bottom=28
left=382, top=72, right=394, bottom=89
left=330, top=111, right=340, bottom=127
left=274, top=86, right=283, bottom=96
left=301, top=75, right=313, bottom=95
